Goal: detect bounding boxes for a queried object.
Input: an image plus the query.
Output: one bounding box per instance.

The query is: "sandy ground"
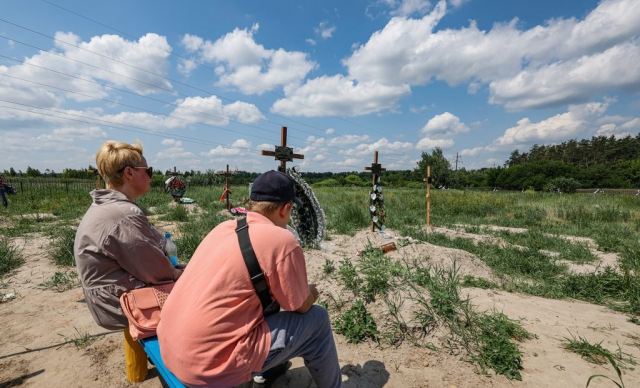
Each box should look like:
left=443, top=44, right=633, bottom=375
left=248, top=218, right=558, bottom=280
left=1, top=218, right=639, bottom=388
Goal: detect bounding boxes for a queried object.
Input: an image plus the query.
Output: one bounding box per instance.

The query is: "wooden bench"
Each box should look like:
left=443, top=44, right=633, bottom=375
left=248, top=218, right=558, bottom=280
left=138, top=336, right=187, bottom=388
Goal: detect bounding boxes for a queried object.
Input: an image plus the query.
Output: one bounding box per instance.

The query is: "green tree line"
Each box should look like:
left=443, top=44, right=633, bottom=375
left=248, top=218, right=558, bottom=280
left=5, top=133, right=640, bottom=191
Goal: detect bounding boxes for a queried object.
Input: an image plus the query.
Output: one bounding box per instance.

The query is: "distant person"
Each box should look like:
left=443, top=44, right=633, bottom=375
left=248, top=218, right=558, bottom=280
left=0, top=172, right=7, bottom=209
left=74, top=140, right=183, bottom=381
left=159, top=170, right=341, bottom=388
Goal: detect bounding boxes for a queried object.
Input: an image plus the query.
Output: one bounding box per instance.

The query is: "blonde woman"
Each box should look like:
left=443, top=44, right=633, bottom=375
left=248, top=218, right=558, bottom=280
left=74, top=140, right=182, bottom=381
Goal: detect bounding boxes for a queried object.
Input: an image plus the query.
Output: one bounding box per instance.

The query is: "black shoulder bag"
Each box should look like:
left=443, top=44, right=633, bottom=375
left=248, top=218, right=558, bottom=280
left=235, top=218, right=281, bottom=316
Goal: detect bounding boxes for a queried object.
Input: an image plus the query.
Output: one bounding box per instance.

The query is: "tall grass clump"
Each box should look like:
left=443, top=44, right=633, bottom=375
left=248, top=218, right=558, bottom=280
left=174, top=209, right=229, bottom=262
left=0, top=237, right=24, bottom=276
left=49, top=226, right=77, bottom=267
left=357, top=242, right=404, bottom=301
left=161, top=203, right=190, bottom=222
left=314, top=187, right=369, bottom=235
left=557, top=204, right=631, bottom=224
left=407, top=263, right=531, bottom=380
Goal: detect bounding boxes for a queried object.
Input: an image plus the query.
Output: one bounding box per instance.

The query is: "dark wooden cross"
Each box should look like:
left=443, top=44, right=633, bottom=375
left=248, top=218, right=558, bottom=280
left=260, top=126, right=304, bottom=172
left=170, top=166, right=181, bottom=177
left=217, top=164, right=234, bottom=209
left=364, top=151, right=386, bottom=231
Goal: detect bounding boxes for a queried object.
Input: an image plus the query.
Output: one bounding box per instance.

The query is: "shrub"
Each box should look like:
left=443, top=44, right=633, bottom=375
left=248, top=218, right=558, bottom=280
left=334, top=300, right=378, bottom=344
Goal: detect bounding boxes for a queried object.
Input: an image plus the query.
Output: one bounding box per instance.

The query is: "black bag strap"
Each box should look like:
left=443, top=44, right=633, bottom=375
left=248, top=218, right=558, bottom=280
left=235, top=218, right=273, bottom=310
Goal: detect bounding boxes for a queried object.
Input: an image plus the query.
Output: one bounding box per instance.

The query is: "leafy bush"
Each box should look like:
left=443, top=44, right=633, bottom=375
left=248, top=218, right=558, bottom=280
left=550, top=177, right=580, bottom=193
left=338, top=257, right=360, bottom=294
left=313, top=179, right=340, bottom=187
left=334, top=300, right=378, bottom=344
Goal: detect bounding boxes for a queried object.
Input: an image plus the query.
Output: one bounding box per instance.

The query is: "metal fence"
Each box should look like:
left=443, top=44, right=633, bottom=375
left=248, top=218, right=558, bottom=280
left=576, top=188, right=640, bottom=196
left=4, top=178, right=100, bottom=195
left=2, top=177, right=225, bottom=195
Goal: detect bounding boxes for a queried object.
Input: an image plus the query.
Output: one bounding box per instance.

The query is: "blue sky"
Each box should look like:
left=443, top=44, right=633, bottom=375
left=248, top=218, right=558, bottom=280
left=1, top=0, right=639, bottom=174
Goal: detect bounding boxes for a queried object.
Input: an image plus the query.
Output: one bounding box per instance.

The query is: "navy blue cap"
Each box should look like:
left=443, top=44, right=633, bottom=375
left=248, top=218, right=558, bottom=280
left=250, top=170, right=303, bottom=207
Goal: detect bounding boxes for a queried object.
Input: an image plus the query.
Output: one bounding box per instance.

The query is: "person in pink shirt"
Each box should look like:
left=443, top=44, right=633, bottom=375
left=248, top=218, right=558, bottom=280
left=158, top=170, right=341, bottom=388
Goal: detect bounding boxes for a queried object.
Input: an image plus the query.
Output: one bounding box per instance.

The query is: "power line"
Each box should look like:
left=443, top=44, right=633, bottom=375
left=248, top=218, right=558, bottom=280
left=0, top=17, right=370, bottom=140
left=39, top=0, right=388, bottom=137
left=0, top=36, right=358, bottom=146
left=0, top=52, right=407, bottom=157
left=0, top=100, right=254, bottom=152
left=0, top=72, right=285, bottom=146
left=0, top=41, right=412, bottom=158
left=0, top=98, right=397, bottom=162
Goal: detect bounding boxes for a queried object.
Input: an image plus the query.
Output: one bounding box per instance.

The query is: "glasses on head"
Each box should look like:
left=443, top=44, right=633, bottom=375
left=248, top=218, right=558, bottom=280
left=118, top=166, right=153, bottom=178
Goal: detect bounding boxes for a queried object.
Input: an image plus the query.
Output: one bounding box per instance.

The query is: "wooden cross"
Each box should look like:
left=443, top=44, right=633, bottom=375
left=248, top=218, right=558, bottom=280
left=423, top=166, right=432, bottom=229
left=260, top=126, right=305, bottom=172
left=217, top=164, right=234, bottom=209
left=170, top=166, right=181, bottom=176
left=364, top=151, right=386, bottom=232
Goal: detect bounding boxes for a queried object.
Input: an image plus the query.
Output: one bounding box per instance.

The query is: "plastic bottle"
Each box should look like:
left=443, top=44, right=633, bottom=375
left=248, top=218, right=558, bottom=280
left=164, top=233, right=179, bottom=266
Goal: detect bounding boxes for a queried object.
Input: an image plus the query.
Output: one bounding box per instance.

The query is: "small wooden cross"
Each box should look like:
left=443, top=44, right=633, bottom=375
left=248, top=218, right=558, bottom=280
left=424, top=166, right=432, bottom=228
left=217, top=164, right=234, bottom=209
left=364, top=151, right=386, bottom=231
left=170, top=167, right=181, bottom=176
left=260, top=126, right=305, bottom=172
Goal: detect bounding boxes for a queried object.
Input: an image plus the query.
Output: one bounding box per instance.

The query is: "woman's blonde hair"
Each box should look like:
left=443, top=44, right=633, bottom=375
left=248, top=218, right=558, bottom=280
left=96, top=140, right=144, bottom=187
left=247, top=200, right=291, bottom=215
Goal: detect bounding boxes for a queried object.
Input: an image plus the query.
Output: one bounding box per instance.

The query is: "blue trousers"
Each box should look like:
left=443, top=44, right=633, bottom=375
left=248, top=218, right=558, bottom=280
left=0, top=189, right=7, bottom=208
left=260, top=305, right=342, bottom=388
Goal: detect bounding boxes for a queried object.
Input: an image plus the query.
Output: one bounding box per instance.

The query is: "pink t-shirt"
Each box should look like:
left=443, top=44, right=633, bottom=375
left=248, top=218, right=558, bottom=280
left=158, top=212, right=309, bottom=388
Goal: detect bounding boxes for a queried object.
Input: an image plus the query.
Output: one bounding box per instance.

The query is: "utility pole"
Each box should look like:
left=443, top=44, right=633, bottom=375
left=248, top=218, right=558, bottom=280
left=453, top=152, right=462, bottom=171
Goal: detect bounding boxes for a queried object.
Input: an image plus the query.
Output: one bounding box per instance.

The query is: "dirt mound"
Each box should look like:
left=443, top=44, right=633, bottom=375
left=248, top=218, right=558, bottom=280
left=1, top=227, right=639, bottom=388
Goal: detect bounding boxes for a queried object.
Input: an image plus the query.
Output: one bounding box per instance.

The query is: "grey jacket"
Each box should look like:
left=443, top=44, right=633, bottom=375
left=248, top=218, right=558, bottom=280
left=74, top=189, right=181, bottom=330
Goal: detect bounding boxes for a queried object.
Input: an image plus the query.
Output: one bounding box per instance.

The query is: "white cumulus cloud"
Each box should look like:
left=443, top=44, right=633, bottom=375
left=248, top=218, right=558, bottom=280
left=416, top=137, right=454, bottom=149
left=184, top=25, right=316, bottom=94
left=421, top=112, right=469, bottom=136
left=271, top=75, right=410, bottom=117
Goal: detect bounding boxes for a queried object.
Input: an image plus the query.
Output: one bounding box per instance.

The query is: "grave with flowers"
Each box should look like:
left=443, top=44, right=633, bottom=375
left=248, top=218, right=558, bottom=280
left=261, top=126, right=326, bottom=248
left=165, top=169, right=187, bottom=202
left=364, top=151, right=386, bottom=232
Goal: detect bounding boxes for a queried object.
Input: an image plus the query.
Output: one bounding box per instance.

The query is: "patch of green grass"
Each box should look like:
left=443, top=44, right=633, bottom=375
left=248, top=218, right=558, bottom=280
left=174, top=209, right=229, bottom=262
left=49, top=226, right=76, bottom=267
left=334, top=299, right=378, bottom=344
left=0, top=236, right=24, bottom=276
left=39, top=270, right=80, bottom=292
left=472, top=312, right=533, bottom=381
left=322, top=259, right=336, bottom=276
left=461, top=275, right=500, bottom=289
left=357, top=242, right=404, bottom=301
left=338, top=257, right=360, bottom=295
left=313, top=187, right=370, bottom=235
left=406, top=262, right=531, bottom=380
left=160, top=203, right=190, bottom=222
left=563, top=333, right=636, bottom=369
left=417, top=232, right=567, bottom=281
left=58, top=327, right=101, bottom=349
left=493, top=229, right=597, bottom=264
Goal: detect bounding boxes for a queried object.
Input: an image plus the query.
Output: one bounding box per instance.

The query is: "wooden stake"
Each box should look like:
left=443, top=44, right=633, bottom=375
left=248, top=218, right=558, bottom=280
left=426, top=166, right=431, bottom=228
left=218, top=164, right=234, bottom=209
